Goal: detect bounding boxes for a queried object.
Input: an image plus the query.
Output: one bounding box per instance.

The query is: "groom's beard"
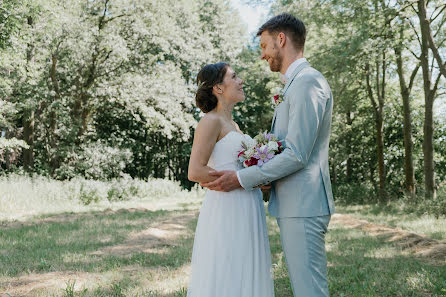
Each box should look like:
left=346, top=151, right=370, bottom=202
left=269, top=52, right=283, bottom=72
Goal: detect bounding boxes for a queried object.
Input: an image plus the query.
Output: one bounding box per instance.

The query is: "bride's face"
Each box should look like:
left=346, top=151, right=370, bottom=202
left=217, top=67, right=245, bottom=103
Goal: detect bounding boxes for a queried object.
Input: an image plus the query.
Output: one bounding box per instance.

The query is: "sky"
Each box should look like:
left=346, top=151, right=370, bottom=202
left=229, top=0, right=270, bottom=37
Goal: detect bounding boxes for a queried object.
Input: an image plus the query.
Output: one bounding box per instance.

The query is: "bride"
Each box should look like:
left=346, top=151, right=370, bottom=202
left=187, top=62, right=274, bottom=297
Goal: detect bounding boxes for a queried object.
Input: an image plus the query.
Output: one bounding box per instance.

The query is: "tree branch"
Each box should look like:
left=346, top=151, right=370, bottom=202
left=404, top=44, right=420, bottom=60
left=365, top=63, right=378, bottom=111
left=430, top=72, right=442, bottom=101
left=407, top=18, right=422, bottom=47
left=425, top=15, right=446, bottom=78
left=433, top=15, right=446, bottom=38
left=408, top=63, right=421, bottom=92
left=431, top=4, right=446, bottom=22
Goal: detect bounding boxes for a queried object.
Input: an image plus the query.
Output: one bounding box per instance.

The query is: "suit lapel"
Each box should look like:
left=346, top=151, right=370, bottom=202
left=281, top=61, right=310, bottom=96
left=271, top=108, right=278, bottom=131
left=270, top=61, right=311, bottom=132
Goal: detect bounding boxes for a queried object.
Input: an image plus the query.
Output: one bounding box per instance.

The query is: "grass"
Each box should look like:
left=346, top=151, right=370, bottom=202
left=0, top=174, right=203, bottom=221
left=0, top=176, right=445, bottom=296
left=337, top=204, right=446, bottom=240
left=266, top=215, right=446, bottom=297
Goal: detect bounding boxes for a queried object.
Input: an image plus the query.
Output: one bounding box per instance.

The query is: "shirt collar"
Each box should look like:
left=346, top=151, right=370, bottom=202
left=284, top=57, right=307, bottom=81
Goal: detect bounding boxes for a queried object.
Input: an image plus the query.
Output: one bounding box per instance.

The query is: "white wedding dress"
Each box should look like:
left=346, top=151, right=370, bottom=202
left=187, top=131, right=275, bottom=297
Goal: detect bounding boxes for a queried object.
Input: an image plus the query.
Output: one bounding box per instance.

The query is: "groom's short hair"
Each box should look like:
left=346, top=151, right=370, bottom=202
left=257, top=13, right=306, bottom=52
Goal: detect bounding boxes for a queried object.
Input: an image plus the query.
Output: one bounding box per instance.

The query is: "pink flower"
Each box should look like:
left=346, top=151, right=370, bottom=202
left=253, top=146, right=274, bottom=166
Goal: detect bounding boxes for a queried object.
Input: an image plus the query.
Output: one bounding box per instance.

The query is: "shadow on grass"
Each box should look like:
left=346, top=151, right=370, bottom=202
left=0, top=209, right=197, bottom=278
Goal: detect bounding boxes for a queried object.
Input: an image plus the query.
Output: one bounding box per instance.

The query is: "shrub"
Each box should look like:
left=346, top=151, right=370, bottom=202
left=401, top=186, right=446, bottom=218
left=333, top=182, right=377, bottom=205
left=54, top=140, right=133, bottom=180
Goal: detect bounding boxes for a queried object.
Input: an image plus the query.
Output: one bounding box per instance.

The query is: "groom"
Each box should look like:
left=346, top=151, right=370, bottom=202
left=202, top=13, right=335, bottom=297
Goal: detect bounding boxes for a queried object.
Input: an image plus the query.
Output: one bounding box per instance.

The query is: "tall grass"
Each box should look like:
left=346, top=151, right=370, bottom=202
left=0, top=174, right=203, bottom=221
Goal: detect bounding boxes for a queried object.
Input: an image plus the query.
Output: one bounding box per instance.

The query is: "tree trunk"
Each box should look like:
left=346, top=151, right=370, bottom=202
left=331, top=157, right=337, bottom=185
left=23, top=16, right=35, bottom=171
left=345, top=111, right=353, bottom=182
left=48, top=54, right=60, bottom=171
left=423, top=97, right=435, bottom=199
left=365, top=60, right=386, bottom=202
left=401, top=87, right=416, bottom=195
left=418, top=0, right=438, bottom=199
left=375, top=110, right=386, bottom=201
left=394, top=26, right=418, bottom=196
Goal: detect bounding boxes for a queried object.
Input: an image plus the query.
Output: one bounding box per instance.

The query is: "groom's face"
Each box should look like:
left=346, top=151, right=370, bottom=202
left=259, top=31, right=283, bottom=72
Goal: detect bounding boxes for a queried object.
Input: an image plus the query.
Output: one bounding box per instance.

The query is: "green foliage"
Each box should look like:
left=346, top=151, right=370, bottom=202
left=54, top=141, right=133, bottom=180
left=0, top=137, right=29, bottom=152
left=333, top=182, right=377, bottom=205
left=0, top=0, right=22, bottom=49
left=0, top=0, right=444, bottom=215
left=233, top=47, right=278, bottom=135
left=0, top=0, right=249, bottom=188
left=401, top=186, right=446, bottom=218
left=269, top=0, right=445, bottom=205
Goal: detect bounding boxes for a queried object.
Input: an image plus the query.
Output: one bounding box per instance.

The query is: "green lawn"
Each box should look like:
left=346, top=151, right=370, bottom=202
left=337, top=204, right=446, bottom=240
left=1, top=177, right=445, bottom=296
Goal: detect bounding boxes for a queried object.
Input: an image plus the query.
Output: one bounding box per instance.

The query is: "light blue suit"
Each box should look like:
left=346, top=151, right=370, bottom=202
left=238, top=61, right=335, bottom=296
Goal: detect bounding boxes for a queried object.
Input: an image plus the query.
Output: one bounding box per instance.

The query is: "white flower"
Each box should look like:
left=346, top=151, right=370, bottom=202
left=268, top=141, right=278, bottom=151
left=246, top=147, right=256, bottom=158
left=246, top=137, right=257, bottom=147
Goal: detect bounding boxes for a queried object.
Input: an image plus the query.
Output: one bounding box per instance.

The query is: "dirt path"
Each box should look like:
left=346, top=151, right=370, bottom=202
left=331, top=213, right=446, bottom=265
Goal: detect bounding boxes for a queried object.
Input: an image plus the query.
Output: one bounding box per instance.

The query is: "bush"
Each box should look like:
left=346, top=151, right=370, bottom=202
left=401, top=186, right=446, bottom=218
left=333, top=182, right=377, bottom=205
left=0, top=137, right=29, bottom=169
left=54, top=140, right=133, bottom=180
left=66, top=175, right=190, bottom=205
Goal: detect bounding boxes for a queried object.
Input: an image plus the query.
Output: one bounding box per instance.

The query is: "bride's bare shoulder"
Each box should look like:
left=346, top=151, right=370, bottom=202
left=195, top=112, right=222, bottom=138
left=197, top=112, right=222, bottom=129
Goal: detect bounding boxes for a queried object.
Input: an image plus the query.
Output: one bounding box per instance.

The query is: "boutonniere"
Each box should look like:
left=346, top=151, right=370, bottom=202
left=272, top=94, right=284, bottom=108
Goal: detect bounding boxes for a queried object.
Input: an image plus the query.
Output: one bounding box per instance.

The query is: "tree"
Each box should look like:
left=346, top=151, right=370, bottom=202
left=413, top=0, right=445, bottom=198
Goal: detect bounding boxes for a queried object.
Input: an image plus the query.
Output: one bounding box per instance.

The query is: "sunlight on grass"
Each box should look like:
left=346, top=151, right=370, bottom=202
left=1, top=177, right=446, bottom=296
left=0, top=175, right=204, bottom=222
left=337, top=204, right=446, bottom=240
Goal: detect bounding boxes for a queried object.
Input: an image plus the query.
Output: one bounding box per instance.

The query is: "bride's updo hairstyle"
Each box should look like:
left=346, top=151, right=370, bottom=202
left=195, top=62, right=229, bottom=113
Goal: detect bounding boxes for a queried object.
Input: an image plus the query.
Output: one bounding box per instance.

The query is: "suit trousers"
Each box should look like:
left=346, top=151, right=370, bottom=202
left=277, top=215, right=331, bottom=297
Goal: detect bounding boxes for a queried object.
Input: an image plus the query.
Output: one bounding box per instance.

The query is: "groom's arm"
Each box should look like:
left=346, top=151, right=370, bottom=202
left=238, top=73, right=331, bottom=191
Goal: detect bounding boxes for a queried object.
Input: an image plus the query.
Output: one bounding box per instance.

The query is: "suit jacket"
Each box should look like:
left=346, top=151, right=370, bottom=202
left=238, top=61, right=335, bottom=218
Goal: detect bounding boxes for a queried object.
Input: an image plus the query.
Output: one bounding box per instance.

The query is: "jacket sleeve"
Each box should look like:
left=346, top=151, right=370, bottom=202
left=238, top=72, right=330, bottom=191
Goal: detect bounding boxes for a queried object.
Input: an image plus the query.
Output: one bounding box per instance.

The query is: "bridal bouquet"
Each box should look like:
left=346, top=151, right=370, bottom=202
left=237, top=131, right=284, bottom=168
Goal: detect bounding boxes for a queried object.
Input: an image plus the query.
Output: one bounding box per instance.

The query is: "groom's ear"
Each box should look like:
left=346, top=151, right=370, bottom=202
left=277, top=32, right=286, bottom=48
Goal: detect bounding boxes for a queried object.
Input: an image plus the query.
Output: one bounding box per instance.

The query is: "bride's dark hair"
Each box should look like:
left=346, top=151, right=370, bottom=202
left=195, top=62, right=229, bottom=113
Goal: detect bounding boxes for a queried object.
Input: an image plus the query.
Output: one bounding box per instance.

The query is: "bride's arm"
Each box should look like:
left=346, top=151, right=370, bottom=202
left=188, top=114, right=221, bottom=184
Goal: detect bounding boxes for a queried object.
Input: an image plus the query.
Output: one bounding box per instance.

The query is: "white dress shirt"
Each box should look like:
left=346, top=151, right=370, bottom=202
left=236, top=57, right=307, bottom=189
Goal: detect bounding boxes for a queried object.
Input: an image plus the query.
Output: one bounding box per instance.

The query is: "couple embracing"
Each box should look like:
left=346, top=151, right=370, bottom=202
left=187, top=13, right=335, bottom=297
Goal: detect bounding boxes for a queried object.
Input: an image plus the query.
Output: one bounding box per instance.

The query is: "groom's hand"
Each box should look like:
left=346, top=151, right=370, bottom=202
left=259, top=184, right=271, bottom=192
left=200, top=170, right=241, bottom=192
